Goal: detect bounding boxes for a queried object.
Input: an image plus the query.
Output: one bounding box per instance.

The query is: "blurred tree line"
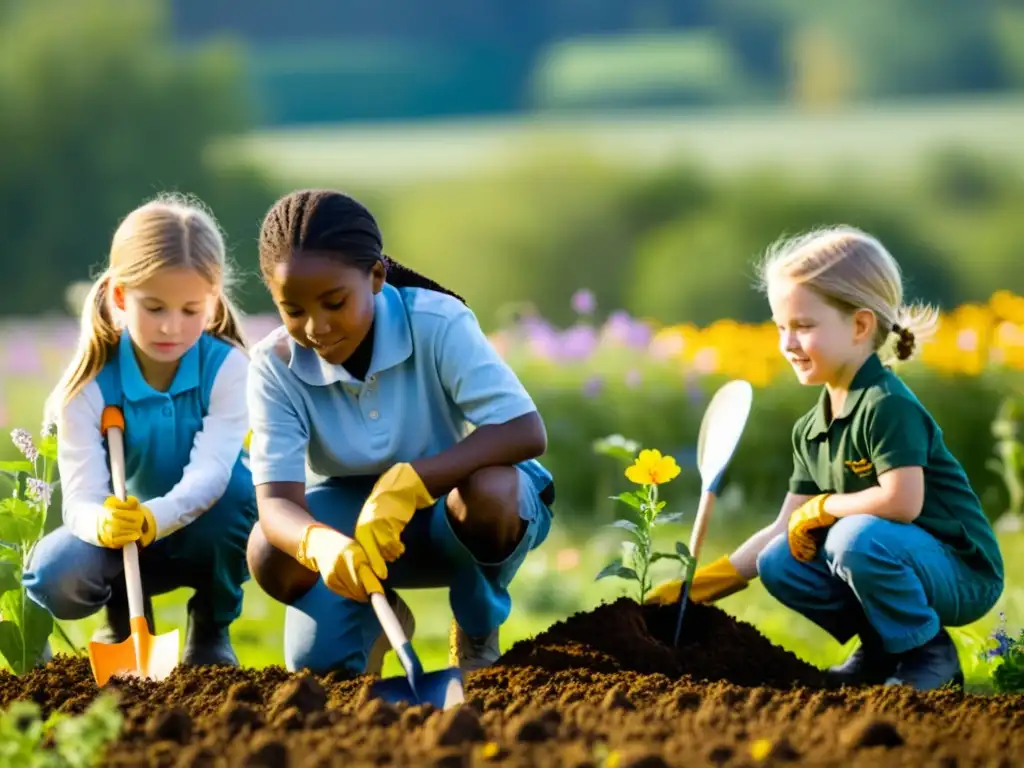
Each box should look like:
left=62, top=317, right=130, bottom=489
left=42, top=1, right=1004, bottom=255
left=168, top=0, right=1024, bottom=123
left=2, top=0, right=1024, bottom=321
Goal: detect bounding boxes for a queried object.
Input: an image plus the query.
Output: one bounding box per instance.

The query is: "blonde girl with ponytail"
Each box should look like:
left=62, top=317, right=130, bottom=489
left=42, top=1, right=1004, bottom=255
left=26, top=194, right=258, bottom=668
left=649, top=225, right=1004, bottom=692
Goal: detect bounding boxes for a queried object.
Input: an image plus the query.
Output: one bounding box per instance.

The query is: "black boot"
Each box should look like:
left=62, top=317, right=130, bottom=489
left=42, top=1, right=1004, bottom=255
left=182, top=596, right=239, bottom=667
left=825, top=622, right=898, bottom=687
left=91, top=592, right=156, bottom=644
left=885, top=628, right=964, bottom=691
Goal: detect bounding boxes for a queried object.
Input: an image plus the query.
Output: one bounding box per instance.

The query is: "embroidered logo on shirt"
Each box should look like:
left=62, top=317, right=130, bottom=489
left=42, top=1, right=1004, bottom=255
left=844, top=458, right=874, bottom=477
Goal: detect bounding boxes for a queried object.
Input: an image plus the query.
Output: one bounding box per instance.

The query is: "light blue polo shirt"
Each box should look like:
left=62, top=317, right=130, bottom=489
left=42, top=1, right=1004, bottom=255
left=247, top=284, right=553, bottom=500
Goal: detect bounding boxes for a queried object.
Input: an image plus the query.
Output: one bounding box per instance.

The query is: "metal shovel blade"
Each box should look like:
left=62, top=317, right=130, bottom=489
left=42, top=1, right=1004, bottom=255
left=370, top=651, right=465, bottom=710
left=89, top=615, right=180, bottom=686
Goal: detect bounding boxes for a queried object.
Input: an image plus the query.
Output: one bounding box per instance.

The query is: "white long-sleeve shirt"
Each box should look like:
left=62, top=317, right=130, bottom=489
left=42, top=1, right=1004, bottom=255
left=56, top=348, right=250, bottom=545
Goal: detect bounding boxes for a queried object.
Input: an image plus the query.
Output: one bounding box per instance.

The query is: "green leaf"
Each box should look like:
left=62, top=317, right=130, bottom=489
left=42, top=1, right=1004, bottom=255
left=0, top=619, right=25, bottom=675
left=0, top=497, right=42, bottom=544
left=596, top=558, right=641, bottom=583
left=0, top=561, right=19, bottom=595
left=608, top=519, right=641, bottom=536
left=36, top=434, right=58, bottom=463
left=675, top=541, right=693, bottom=559
left=608, top=492, right=643, bottom=511
left=653, top=511, right=686, bottom=527
left=650, top=551, right=684, bottom=564
left=0, top=589, right=51, bottom=675
left=0, top=461, right=33, bottom=474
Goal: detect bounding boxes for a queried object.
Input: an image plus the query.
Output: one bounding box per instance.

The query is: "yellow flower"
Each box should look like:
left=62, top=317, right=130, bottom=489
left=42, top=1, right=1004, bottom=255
left=750, top=738, right=773, bottom=761
left=625, top=449, right=681, bottom=486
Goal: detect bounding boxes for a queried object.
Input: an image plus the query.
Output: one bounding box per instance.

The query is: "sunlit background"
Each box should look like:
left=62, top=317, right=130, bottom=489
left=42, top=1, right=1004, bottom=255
left=2, top=0, right=1023, bottom=685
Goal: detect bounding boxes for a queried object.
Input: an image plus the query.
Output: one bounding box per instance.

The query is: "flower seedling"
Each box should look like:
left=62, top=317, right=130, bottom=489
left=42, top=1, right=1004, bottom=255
left=980, top=612, right=1024, bottom=693
left=0, top=425, right=73, bottom=674
left=594, top=443, right=695, bottom=603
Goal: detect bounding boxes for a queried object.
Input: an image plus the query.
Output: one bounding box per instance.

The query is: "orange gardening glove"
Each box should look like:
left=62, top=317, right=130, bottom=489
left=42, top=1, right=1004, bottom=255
left=787, top=494, right=836, bottom=562
left=97, top=495, right=156, bottom=549
left=645, top=555, right=749, bottom=605
left=295, top=524, right=382, bottom=602
left=355, top=463, right=435, bottom=579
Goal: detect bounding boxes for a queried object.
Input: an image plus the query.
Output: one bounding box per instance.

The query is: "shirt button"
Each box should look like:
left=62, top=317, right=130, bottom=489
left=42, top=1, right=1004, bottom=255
left=369, top=410, right=379, bottom=420
left=162, top=406, right=172, bottom=417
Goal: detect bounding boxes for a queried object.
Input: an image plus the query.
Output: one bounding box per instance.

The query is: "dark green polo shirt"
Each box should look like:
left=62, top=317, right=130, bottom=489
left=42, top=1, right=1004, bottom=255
left=788, top=353, right=1004, bottom=582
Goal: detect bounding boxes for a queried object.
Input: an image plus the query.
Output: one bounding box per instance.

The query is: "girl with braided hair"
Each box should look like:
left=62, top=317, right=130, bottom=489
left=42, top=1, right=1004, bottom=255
left=244, top=189, right=554, bottom=677
left=648, top=225, right=1004, bottom=692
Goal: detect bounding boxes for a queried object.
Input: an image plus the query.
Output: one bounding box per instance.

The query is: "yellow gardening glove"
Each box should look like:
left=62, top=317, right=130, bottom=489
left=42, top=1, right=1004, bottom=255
left=295, top=524, right=382, bottom=602
left=787, top=494, right=836, bottom=562
left=645, top=555, right=749, bottom=605
left=97, top=495, right=157, bottom=549
left=355, top=463, right=435, bottom=579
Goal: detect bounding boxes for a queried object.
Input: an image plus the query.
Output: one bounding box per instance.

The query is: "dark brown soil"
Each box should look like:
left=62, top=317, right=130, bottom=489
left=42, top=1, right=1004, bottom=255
left=2, top=598, right=1022, bottom=767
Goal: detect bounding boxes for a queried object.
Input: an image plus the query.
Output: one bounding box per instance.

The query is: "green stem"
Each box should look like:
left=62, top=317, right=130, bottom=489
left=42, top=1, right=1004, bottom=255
left=51, top=620, right=80, bottom=657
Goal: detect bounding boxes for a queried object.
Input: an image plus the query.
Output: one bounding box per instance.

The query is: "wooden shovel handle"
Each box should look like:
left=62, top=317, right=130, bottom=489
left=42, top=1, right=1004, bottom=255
left=101, top=406, right=146, bottom=623
left=687, top=491, right=716, bottom=570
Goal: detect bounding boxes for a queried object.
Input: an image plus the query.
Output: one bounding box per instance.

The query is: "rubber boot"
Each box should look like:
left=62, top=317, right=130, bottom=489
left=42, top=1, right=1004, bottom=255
left=449, top=620, right=501, bottom=675
left=885, top=628, right=964, bottom=691
left=182, top=596, right=239, bottom=667
left=826, top=623, right=899, bottom=687
left=91, top=592, right=156, bottom=644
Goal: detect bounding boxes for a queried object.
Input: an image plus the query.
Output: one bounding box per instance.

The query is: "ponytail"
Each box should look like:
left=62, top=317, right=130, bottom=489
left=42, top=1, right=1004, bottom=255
left=886, top=302, right=940, bottom=363
left=46, top=273, right=120, bottom=423
left=208, top=293, right=249, bottom=351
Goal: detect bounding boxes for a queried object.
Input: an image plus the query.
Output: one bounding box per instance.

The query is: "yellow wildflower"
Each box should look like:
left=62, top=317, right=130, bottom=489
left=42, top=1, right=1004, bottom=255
left=750, top=738, right=773, bottom=761
left=625, top=449, right=680, bottom=486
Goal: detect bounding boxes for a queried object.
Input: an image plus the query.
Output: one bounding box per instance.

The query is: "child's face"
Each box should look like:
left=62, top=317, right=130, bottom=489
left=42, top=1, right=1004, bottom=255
left=768, top=279, right=873, bottom=387
left=268, top=251, right=385, bottom=365
left=114, top=267, right=216, bottom=366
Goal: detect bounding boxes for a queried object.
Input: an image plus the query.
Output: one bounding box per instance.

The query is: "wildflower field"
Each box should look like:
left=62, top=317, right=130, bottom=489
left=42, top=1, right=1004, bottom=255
left=1, top=292, right=1024, bottom=765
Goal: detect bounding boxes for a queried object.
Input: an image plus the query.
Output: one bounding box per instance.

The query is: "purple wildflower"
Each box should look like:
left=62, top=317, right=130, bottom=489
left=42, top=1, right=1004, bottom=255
left=603, top=311, right=653, bottom=349
left=559, top=324, right=598, bottom=361
left=26, top=478, right=53, bottom=509
left=988, top=612, right=1013, bottom=660
left=583, top=375, right=604, bottom=399
left=571, top=289, right=596, bottom=316
left=10, top=428, right=38, bottom=462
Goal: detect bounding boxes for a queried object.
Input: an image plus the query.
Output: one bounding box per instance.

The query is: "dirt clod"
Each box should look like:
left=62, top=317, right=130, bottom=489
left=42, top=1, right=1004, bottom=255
left=840, top=716, right=905, bottom=749
left=0, top=597, right=1019, bottom=766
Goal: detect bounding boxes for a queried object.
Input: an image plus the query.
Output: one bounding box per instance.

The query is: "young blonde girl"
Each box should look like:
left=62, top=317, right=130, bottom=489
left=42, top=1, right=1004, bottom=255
left=649, top=225, right=1004, bottom=691
left=24, top=194, right=258, bottom=666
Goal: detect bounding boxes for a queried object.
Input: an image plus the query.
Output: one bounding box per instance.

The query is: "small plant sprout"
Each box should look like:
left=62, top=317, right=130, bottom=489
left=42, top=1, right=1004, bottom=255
left=595, top=445, right=695, bottom=603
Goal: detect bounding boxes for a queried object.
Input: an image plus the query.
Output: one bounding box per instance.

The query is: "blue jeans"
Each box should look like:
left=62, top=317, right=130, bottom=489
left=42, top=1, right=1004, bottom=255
left=756, top=515, right=1003, bottom=654
left=23, top=484, right=257, bottom=628
left=285, top=466, right=552, bottom=674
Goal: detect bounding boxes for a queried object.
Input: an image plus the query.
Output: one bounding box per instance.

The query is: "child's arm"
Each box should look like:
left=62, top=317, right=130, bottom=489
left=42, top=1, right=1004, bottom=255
left=413, top=305, right=547, bottom=498
left=55, top=382, right=117, bottom=546
left=731, top=492, right=813, bottom=578
left=142, top=348, right=251, bottom=539
left=822, top=467, right=924, bottom=523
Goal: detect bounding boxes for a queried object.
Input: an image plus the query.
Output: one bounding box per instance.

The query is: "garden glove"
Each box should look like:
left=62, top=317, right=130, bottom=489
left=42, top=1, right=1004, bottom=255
left=355, top=463, right=435, bottom=579
left=97, top=495, right=156, bottom=549
left=787, top=494, right=836, bottom=562
left=644, top=555, right=749, bottom=605
left=295, top=524, right=381, bottom=602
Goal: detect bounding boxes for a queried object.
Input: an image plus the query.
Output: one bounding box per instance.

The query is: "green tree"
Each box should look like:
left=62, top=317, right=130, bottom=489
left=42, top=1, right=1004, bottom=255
left=0, top=0, right=278, bottom=316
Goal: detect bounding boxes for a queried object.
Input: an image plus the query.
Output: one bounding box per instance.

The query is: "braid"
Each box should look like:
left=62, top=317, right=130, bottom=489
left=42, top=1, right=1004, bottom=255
left=258, top=189, right=466, bottom=304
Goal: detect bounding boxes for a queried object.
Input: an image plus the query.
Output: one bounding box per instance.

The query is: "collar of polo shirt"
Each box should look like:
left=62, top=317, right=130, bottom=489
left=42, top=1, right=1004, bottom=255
left=119, top=328, right=201, bottom=402
left=804, top=352, right=887, bottom=440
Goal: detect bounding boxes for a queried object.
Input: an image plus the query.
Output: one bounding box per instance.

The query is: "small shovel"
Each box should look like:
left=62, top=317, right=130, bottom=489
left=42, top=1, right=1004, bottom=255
left=673, top=379, right=753, bottom=646
left=363, top=568, right=465, bottom=710
left=88, top=405, right=180, bottom=686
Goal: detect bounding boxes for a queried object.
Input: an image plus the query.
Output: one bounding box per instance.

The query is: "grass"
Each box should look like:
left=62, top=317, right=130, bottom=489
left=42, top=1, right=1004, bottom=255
left=43, top=501, right=1022, bottom=692
left=218, top=95, right=1024, bottom=190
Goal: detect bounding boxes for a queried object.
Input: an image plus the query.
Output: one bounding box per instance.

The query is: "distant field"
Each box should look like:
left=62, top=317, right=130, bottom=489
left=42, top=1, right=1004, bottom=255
left=221, top=95, right=1024, bottom=189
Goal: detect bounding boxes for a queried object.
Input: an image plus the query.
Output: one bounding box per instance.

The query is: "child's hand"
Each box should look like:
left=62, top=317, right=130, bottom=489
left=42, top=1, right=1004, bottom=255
left=787, top=494, right=836, bottom=561
left=295, top=524, right=382, bottom=601
left=355, top=463, right=435, bottom=579
left=97, top=495, right=157, bottom=549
